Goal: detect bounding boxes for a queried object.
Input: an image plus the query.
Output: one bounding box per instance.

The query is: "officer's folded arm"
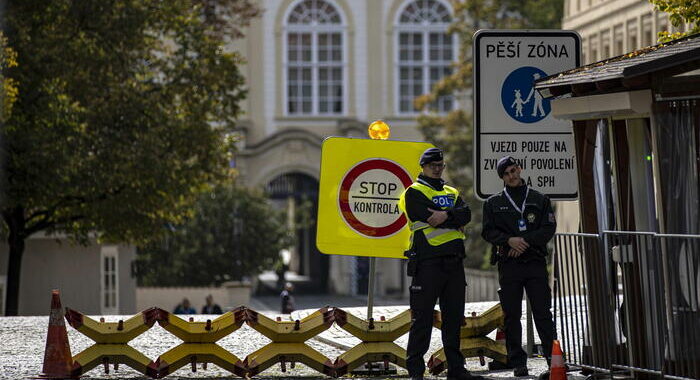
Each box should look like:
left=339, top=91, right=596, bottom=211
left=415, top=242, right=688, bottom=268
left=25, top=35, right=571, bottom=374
left=443, top=197, right=471, bottom=227
left=404, top=187, right=438, bottom=223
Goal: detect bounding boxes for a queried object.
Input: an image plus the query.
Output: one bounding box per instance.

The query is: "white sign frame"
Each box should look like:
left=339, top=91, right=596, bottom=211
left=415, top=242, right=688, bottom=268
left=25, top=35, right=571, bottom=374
left=473, top=29, right=581, bottom=200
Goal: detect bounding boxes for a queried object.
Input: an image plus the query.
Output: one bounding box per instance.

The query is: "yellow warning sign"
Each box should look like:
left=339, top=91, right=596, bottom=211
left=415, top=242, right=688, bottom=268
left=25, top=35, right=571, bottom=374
left=316, top=137, right=434, bottom=258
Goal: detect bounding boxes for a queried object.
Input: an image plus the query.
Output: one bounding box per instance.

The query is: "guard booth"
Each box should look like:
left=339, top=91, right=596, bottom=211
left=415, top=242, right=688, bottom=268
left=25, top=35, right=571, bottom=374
left=535, top=35, right=700, bottom=379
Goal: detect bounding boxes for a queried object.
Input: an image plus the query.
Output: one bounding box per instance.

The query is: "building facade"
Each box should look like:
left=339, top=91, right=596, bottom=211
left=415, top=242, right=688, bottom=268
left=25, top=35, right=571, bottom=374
left=562, top=0, right=688, bottom=65
left=228, top=0, right=465, bottom=297
left=0, top=236, right=137, bottom=315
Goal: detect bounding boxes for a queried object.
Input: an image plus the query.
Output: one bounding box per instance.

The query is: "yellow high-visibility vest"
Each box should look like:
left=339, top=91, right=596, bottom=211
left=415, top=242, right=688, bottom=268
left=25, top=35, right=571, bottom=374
left=398, top=181, right=466, bottom=248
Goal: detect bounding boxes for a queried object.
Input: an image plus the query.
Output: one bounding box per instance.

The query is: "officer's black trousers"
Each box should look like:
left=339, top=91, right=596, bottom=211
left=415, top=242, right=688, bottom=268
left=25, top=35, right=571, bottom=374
left=407, top=256, right=465, bottom=377
left=498, top=259, right=554, bottom=368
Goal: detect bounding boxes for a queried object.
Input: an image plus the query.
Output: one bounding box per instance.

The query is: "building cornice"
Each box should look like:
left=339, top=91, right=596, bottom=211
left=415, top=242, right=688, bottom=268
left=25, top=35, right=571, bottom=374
left=239, top=128, right=323, bottom=157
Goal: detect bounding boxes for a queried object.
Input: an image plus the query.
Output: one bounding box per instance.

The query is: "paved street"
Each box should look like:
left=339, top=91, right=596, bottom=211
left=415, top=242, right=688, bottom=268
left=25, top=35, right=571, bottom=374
left=0, top=296, right=569, bottom=380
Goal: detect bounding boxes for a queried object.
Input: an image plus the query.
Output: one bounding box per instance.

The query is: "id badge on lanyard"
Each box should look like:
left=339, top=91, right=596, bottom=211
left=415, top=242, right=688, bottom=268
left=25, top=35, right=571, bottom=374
left=504, top=187, right=529, bottom=232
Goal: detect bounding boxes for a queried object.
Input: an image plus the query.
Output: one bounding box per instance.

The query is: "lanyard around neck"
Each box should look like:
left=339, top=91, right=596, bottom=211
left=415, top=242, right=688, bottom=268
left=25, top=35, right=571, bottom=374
left=503, top=186, right=529, bottom=217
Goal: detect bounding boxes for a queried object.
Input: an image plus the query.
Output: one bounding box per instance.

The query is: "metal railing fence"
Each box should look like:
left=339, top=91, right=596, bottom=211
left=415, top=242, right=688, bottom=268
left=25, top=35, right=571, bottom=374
left=552, top=232, right=700, bottom=380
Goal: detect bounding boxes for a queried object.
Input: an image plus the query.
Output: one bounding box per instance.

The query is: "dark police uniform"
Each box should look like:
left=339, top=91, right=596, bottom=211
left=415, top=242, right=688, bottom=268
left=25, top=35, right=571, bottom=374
left=398, top=173, right=475, bottom=379
left=481, top=181, right=556, bottom=369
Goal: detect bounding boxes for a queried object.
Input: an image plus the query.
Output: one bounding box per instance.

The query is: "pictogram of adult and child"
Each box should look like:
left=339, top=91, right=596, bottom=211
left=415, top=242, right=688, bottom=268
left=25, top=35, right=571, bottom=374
left=510, top=73, right=545, bottom=118
left=500, top=66, right=551, bottom=124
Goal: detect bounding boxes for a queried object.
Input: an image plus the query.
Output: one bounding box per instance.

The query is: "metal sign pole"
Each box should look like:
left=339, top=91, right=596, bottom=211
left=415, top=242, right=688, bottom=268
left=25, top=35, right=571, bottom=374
left=367, top=257, right=376, bottom=320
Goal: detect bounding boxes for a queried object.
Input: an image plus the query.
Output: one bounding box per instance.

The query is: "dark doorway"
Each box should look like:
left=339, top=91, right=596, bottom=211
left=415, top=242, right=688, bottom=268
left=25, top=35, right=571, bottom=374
left=266, top=172, right=328, bottom=293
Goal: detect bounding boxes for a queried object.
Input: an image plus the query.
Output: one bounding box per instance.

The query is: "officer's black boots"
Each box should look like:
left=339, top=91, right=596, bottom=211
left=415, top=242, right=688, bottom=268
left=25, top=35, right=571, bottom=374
left=513, top=366, right=529, bottom=377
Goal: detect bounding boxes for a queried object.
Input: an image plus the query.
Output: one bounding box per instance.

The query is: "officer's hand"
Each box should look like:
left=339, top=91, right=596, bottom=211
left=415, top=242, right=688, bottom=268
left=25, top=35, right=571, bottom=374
left=508, top=248, right=523, bottom=258
left=427, top=209, right=448, bottom=227
left=507, top=237, right=529, bottom=253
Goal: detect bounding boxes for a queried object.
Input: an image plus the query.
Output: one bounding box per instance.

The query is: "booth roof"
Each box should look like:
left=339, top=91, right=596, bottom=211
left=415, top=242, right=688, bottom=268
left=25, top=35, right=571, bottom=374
left=535, top=33, right=700, bottom=98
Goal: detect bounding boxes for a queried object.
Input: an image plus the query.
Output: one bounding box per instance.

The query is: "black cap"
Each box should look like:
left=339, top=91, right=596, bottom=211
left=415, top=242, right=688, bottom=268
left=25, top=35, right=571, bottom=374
left=496, top=156, right=518, bottom=178
left=420, top=147, right=443, bottom=166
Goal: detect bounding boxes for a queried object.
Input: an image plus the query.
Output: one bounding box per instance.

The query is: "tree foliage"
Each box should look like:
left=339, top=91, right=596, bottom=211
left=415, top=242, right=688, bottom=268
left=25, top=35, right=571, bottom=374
left=0, top=35, right=19, bottom=123
left=415, top=0, right=563, bottom=268
left=0, top=0, right=260, bottom=315
left=135, top=185, right=292, bottom=287
left=651, top=0, right=700, bottom=42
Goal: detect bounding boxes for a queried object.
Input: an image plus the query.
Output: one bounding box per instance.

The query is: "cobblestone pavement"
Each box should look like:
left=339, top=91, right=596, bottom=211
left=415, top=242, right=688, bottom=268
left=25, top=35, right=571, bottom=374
left=0, top=297, right=565, bottom=380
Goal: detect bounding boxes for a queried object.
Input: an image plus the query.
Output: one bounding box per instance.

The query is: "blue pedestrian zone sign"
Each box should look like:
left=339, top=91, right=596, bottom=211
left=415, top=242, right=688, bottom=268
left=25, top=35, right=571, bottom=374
left=501, top=66, right=551, bottom=123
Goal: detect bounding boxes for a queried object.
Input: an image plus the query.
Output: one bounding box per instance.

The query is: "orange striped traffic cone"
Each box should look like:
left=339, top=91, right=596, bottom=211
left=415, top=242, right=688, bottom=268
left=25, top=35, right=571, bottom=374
left=496, top=327, right=506, bottom=345
left=37, top=290, right=75, bottom=379
left=549, top=340, right=566, bottom=380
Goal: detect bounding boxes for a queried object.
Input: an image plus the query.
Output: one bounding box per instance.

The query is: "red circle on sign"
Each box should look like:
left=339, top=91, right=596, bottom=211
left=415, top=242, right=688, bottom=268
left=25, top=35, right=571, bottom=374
left=338, top=159, right=413, bottom=237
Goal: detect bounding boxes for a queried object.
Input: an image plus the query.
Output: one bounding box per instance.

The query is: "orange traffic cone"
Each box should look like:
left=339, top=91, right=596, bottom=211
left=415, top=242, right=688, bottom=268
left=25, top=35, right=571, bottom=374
left=496, top=327, right=506, bottom=344
left=37, top=290, right=75, bottom=379
left=549, top=340, right=566, bottom=380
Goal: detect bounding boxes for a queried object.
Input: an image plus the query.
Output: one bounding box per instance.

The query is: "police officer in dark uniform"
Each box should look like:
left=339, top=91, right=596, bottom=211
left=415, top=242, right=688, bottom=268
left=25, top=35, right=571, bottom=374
left=481, top=156, right=556, bottom=378
left=398, top=147, right=483, bottom=380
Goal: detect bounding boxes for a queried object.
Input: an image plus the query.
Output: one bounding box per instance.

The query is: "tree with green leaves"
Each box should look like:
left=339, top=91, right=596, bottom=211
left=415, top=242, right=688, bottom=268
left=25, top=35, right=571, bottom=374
left=651, top=0, right=700, bottom=42
left=135, top=184, right=292, bottom=287
left=0, top=0, right=260, bottom=315
left=415, top=0, right=563, bottom=268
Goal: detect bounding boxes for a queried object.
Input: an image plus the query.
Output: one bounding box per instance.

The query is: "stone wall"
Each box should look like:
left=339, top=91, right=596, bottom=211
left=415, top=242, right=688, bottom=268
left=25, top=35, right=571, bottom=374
left=136, top=281, right=251, bottom=313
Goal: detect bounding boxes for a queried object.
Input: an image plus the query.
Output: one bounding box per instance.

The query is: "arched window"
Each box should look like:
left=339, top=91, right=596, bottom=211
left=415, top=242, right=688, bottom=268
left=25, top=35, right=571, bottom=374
left=285, top=0, right=345, bottom=115
left=396, top=0, right=454, bottom=114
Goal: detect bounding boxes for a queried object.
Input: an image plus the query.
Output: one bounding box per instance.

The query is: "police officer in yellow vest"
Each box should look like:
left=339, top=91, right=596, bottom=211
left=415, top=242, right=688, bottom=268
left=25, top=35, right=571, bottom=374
left=398, top=147, right=483, bottom=380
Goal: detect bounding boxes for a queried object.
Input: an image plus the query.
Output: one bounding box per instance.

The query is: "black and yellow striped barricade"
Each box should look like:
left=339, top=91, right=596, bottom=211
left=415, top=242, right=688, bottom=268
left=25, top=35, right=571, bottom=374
left=427, top=303, right=507, bottom=374
left=154, top=306, right=247, bottom=377
left=242, top=307, right=336, bottom=376
left=332, top=308, right=412, bottom=376
left=65, top=307, right=159, bottom=378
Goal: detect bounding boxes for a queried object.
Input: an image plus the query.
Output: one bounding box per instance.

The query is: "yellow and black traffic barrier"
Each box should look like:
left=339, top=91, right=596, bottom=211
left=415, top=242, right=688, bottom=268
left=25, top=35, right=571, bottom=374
left=243, top=307, right=336, bottom=376
left=65, top=307, right=159, bottom=377
left=332, top=308, right=411, bottom=376
left=427, top=304, right=507, bottom=375
left=53, top=294, right=508, bottom=378
left=154, top=306, right=247, bottom=378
